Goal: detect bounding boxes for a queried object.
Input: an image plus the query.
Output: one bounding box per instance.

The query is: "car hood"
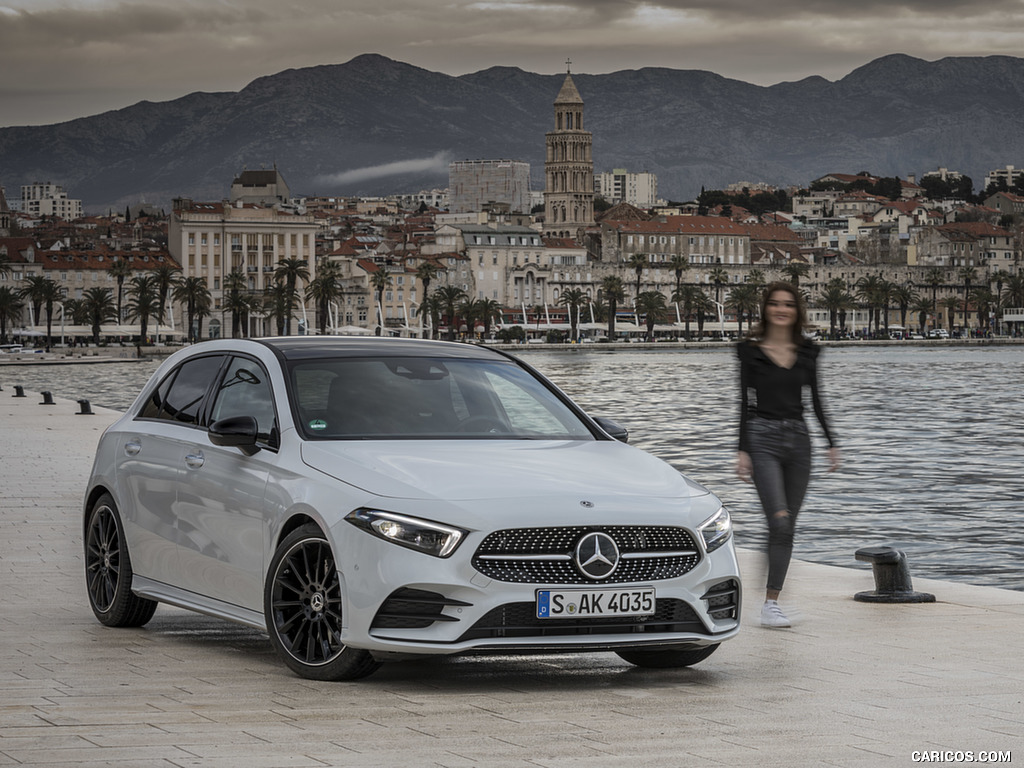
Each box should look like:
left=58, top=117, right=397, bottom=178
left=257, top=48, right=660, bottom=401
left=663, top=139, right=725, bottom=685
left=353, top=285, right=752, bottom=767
left=300, top=439, right=710, bottom=501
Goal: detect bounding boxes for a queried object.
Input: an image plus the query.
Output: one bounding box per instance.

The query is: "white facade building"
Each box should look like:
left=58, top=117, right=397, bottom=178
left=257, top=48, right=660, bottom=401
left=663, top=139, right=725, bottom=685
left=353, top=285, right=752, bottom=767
left=594, top=169, right=658, bottom=208
left=21, top=182, right=83, bottom=220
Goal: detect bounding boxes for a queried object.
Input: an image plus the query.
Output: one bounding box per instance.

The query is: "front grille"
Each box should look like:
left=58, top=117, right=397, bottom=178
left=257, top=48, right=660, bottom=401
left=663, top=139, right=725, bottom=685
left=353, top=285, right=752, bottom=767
left=457, top=598, right=707, bottom=642
left=702, top=579, right=739, bottom=621
left=370, top=587, right=471, bottom=630
left=472, top=525, right=701, bottom=584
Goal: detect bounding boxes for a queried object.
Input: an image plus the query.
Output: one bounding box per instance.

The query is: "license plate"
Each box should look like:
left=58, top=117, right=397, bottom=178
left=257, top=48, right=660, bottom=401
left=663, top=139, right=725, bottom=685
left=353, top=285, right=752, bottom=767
left=536, top=587, right=656, bottom=619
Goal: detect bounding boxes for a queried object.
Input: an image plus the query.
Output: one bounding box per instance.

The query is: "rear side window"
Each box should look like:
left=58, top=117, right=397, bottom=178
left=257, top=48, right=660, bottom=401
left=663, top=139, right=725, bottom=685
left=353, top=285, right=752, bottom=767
left=138, top=355, right=225, bottom=425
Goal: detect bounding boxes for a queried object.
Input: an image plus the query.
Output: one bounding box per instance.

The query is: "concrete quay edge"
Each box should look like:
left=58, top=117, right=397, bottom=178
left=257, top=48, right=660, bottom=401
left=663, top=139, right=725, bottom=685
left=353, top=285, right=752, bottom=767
left=1, top=393, right=1021, bottom=767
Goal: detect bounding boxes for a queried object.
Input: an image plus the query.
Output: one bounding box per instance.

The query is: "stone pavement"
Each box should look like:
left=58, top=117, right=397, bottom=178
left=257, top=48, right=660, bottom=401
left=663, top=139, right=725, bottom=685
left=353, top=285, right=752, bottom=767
left=0, top=390, right=1021, bottom=767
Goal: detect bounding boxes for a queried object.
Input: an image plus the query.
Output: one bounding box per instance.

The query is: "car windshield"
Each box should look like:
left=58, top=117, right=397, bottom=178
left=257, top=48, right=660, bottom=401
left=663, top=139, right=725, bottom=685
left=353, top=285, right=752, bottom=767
left=288, top=356, right=596, bottom=440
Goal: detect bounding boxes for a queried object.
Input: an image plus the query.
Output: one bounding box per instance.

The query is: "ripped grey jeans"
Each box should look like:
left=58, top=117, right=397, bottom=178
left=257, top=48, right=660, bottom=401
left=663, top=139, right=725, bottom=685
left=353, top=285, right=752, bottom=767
left=747, top=416, right=812, bottom=592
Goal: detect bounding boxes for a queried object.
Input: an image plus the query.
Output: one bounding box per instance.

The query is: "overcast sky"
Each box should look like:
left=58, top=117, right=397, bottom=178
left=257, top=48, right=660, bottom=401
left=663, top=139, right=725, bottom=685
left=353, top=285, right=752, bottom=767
left=2, top=0, right=1024, bottom=127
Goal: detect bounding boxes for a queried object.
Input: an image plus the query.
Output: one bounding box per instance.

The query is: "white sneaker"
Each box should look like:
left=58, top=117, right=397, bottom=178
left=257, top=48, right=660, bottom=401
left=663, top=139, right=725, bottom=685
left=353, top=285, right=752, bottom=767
left=760, top=600, right=791, bottom=628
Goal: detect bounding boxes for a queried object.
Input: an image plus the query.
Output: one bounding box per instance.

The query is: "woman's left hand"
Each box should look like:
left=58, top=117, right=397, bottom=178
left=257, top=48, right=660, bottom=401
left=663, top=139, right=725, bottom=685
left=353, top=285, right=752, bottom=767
left=827, top=446, right=841, bottom=472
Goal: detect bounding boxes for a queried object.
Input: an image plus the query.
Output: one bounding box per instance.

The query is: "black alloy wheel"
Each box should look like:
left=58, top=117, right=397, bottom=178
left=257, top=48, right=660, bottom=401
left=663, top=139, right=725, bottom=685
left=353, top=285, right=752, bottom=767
left=264, top=524, right=380, bottom=681
left=84, top=493, right=157, bottom=627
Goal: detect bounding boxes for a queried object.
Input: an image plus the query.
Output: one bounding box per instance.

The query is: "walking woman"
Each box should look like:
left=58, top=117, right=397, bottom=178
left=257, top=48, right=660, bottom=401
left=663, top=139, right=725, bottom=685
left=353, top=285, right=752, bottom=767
left=736, top=282, right=840, bottom=628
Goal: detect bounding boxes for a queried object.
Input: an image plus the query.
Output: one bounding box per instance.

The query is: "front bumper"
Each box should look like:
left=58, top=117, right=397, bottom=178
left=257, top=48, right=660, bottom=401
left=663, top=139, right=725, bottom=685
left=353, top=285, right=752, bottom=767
left=333, top=522, right=742, bottom=658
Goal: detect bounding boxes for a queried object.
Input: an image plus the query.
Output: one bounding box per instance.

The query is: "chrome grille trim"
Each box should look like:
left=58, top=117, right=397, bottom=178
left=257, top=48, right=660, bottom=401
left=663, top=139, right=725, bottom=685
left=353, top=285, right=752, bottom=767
left=472, top=525, right=702, bottom=585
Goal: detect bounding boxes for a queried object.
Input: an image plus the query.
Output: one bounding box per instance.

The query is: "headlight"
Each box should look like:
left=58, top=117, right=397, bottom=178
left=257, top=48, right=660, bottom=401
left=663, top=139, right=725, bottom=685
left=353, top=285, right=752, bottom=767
left=345, top=509, right=467, bottom=558
left=698, top=507, right=732, bottom=554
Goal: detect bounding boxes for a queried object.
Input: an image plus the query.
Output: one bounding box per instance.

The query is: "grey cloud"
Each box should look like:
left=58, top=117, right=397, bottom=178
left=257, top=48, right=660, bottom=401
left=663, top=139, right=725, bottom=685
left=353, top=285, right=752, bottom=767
left=314, top=152, right=452, bottom=187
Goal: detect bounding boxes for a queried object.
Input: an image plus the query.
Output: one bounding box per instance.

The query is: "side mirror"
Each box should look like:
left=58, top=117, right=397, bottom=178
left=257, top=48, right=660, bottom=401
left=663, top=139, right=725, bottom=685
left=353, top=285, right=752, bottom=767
left=209, top=415, right=260, bottom=455
left=593, top=416, right=629, bottom=443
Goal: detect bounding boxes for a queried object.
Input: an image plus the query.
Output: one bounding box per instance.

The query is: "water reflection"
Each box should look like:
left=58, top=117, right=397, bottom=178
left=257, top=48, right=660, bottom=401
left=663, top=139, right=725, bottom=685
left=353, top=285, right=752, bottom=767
left=4, top=345, right=1021, bottom=591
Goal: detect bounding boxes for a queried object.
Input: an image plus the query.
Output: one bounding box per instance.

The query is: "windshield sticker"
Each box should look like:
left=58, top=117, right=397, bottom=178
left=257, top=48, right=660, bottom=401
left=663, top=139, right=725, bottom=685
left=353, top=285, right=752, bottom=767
left=309, top=419, right=327, bottom=431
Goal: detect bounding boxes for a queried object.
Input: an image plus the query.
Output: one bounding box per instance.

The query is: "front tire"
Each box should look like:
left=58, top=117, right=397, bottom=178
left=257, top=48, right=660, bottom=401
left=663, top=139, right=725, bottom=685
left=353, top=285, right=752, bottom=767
left=616, top=643, right=720, bottom=669
left=84, top=493, right=157, bottom=627
left=264, top=524, right=381, bottom=681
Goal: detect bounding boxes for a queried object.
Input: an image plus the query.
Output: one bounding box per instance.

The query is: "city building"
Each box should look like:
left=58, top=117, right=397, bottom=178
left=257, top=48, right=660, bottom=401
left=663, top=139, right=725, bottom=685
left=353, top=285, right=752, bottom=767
left=984, top=165, right=1024, bottom=191
left=20, top=182, right=83, bottom=220
left=230, top=167, right=292, bottom=208
left=448, top=160, right=530, bottom=214
left=910, top=222, right=1015, bottom=268
left=594, top=169, right=658, bottom=208
left=543, top=67, right=595, bottom=239
left=168, top=197, right=318, bottom=338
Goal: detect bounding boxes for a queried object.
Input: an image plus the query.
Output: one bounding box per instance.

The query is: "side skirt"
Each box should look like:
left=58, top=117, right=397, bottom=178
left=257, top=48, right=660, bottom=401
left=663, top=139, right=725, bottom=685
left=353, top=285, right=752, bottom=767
left=132, top=575, right=267, bottom=631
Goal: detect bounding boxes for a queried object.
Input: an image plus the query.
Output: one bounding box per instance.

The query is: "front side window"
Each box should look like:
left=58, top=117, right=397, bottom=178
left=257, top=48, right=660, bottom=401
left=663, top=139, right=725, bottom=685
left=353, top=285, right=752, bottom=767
left=289, top=357, right=595, bottom=441
left=209, top=356, right=278, bottom=446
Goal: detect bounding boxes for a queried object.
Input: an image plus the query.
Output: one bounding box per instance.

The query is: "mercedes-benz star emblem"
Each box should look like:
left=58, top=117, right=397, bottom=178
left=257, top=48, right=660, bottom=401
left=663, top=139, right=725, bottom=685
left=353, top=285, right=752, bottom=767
left=574, top=532, right=620, bottom=580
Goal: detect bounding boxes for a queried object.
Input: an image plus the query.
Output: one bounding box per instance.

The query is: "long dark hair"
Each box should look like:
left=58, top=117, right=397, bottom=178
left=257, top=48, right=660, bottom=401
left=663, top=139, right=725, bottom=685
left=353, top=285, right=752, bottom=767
left=748, top=281, right=808, bottom=344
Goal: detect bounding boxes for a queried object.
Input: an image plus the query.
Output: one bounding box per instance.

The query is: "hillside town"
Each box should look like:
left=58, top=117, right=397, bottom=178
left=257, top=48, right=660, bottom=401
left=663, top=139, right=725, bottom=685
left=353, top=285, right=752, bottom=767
left=2, top=71, right=1024, bottom=349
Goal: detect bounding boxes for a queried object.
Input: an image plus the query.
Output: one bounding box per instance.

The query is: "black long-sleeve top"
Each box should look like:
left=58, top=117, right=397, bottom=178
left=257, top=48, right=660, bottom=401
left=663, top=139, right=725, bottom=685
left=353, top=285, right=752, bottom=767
left=737, top=339, right=836, bottom=453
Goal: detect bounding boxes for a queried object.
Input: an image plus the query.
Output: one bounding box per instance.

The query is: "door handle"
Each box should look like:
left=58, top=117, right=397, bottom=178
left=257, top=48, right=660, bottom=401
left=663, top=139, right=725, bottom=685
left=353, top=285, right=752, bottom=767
left=124, top=440, right=141, bottom=456
left=185, top=452, right=205, bottom=469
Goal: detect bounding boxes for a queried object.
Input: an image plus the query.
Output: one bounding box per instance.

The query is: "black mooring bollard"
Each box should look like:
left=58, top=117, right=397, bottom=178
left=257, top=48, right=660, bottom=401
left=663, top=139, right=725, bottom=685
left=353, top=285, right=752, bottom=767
left=854, top=546, right=935, bottom=603
left=39, top=390, right=55, bottom=405
left=13, top=385, right=26, bottom=397
left=77, top=398, right=94, bottom=415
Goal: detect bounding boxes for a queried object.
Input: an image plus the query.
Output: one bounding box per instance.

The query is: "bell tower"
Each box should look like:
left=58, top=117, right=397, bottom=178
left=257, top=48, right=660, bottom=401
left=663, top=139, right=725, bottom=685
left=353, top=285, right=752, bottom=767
left=543, top=60, right=594, bottom=240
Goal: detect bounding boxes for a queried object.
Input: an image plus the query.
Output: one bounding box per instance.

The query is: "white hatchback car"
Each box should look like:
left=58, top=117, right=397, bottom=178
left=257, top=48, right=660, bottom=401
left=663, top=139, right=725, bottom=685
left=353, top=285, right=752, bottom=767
left=84, top=338, right=741, bottom=680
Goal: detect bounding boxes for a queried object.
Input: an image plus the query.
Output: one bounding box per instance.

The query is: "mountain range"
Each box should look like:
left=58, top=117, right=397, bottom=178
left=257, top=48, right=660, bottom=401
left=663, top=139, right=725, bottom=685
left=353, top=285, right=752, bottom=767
left=3, top=52, right=1024, bottom=213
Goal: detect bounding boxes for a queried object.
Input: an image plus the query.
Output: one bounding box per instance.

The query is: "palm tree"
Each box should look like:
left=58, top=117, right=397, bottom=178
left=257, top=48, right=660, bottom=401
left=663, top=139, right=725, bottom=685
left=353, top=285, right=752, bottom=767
left=941, top=296, right=962, bottom=332
left=781, top=262, right=810, bottom=287
left=672, top=284, right=703, bottom=340
left=747, top=269, right=767, bottom=289
left=20, top=276, right=62, bottom=351
left=890, top=284, right=917, bottom=331
left=558, top=287, right=587, bottom=341
left=19, top=274, right=50, bottom=327
left=601, top=274, right=625, bottom=339
left=635, top=290, right=668, bottom=341
left=306, top=260, right=343, bottom=336
left=415, top=261, right=442, bottom=338
left=0, top=253, right=11, bottom=279
left=0, top=286, right=25, bottom=343
left=109, top=257, right=133, bottom=322
left=173, top=277, right=212, bottom=343
left=459, top=297, right=478, bottom=341
left=80, top=287, right=117, bottom=345
left=819, top=278, right=854, bottom=337
left=708, top=266, right=729, bottom=306
left=475, top=297, right=502, bottom=338
left=419, top=294, right=443, bottom=340
left=369, top=268, right=393, bottom=337
left=125, top=274, right=160, bottom=345
left=855, top=273, right=885, bottom=337
left=222, top=269, right=249, bottom=338
left=910, top=296, right=933, bottom=335
left=263, top=282, right=292, bottom=337
left=434, top=285, right=467, bottom=341
left=668, top=254, right=690, bottom=297
left=151, top=264, right=181, bottom=328
left=626, top=253, right=648, bottom=299
left=923, top=267, right=945, bottom=327
left=970, top=287, right=996, bottom=335
left=273, top=257, right=311, bottom=335
left=692, top=290, right=716, bottom=340
left=958, top=265, right=977, bottom=332
left=727, top=283, right=760, bottom=338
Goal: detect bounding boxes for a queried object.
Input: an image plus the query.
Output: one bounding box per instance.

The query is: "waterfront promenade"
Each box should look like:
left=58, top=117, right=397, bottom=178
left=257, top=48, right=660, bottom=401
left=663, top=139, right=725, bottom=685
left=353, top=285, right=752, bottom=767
left=0, top=392, right=1021, bottom=767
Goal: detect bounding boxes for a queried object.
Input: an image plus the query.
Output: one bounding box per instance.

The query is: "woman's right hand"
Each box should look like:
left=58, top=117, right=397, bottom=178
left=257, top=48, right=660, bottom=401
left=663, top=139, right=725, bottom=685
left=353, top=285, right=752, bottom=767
left=736, top=451, right=753, bottom=483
